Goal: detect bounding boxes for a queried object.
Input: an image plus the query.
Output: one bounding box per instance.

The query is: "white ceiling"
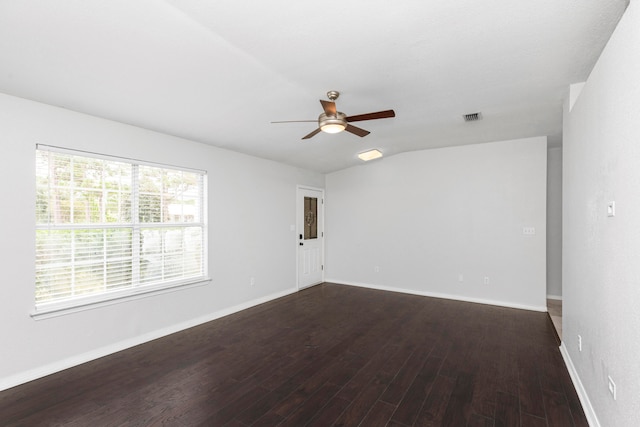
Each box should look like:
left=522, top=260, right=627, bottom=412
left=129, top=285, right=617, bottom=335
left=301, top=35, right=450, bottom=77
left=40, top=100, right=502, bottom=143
left=0, top=0, right=629, bottom=173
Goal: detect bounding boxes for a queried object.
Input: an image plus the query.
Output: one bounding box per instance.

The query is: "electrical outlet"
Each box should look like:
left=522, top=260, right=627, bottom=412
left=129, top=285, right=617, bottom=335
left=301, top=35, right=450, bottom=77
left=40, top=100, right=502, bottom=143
left=250, top=277, right=255, bottom=286
left=608, top=375, right=617, bottom=400
left=523, top=226, right=536, bottom=235
left=483, top=276, right=490, bottom=285
left=578, top=335, right=582, bottom=352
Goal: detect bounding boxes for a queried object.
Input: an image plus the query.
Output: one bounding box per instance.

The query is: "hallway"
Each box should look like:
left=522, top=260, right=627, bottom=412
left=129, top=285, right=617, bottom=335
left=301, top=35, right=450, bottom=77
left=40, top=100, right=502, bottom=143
left=547, top=298, right=562, bottom=339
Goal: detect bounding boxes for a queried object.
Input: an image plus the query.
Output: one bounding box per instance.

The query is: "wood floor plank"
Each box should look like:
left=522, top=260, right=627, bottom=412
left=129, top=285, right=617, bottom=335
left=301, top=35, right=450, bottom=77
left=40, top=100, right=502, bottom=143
left=560, top=371, right=590, bottom=427
left=413, top=373, right=455, bottom=426
left=234, top=377, right=301, bottom=425
left=543, top=388, right=576, bottom=427
left=469, top=339, right=500, bottom=418
left=390, top=356, right=445, bottom=426
left=0, top=283, right=590, bottom=427
left=497, top=344, right=520, bottom=397
left=380, top=345, right=429, bottom=405
left=521, top=412, right=549, bottom=427
left=441, top=372, right=475, bottom=426
left=221, top=419, right=247, bottom=427
left=199, top=383, right=270, bottom=425
left=537, top=345, right=567, bottom=394
left=305, top=396, right=351, bottom=427
left=468, top=413, right=495, bottom=427
left=333, top=368, right=396, bottom=426
left=359, top=400, right=397, bottom=427
left=517, top=351, right=546, bottom=419
left=334, top=343, right=399, bottom=402
left=494, top=391, right=520, bottom=427
left=270, top=382, right=340, bottom=427
left=267, top=356, right=343, bottom=417
left=247, top=411, right=284, bottom=427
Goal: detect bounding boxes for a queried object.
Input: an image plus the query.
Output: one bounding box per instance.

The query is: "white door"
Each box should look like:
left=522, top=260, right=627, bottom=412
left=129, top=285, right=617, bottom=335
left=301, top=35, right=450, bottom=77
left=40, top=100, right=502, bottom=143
left=297, top=187, right=324, bottom=289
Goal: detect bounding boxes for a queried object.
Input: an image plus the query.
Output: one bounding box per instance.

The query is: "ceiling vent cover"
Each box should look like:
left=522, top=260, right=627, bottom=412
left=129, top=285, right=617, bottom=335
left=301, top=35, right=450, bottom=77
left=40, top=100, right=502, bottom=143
left=463, top=112, right=482, bottom=122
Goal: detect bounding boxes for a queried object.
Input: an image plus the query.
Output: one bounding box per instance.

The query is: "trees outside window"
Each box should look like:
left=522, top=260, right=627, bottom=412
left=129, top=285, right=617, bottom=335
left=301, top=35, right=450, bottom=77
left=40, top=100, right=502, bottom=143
left=35, top=146, right=207, bottom=309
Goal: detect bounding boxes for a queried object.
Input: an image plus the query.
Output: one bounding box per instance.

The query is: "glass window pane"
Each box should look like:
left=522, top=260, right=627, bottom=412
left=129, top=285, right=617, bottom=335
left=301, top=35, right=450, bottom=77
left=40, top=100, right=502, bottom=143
left=140, top=228, right=163, bottom=284
left=139, top=165, right=163, bottom=223
left=304, top=197, right=318, bottom=240
left=36, top=229, right=73, bottom=303
left=35, top=147, right=207, bottom=308
left=105, top=228, right=133, bottom=290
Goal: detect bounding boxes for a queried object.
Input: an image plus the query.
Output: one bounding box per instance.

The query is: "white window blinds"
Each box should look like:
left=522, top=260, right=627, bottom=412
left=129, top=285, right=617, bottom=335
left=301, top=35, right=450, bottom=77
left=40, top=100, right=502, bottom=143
left=35, top=146, right=208, bottom=309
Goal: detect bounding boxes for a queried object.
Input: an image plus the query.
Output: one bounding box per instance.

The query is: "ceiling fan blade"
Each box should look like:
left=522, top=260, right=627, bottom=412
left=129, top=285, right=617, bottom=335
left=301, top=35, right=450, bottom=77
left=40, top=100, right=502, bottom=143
left=271, top=120, right=317, bottom=123
left=302, top=128, right=322, bottom=140
left=346, top=109, right=396, bottom=122
left=345, top=124, right=370, bottom=137
left=320, top=100, right=337, bottom=115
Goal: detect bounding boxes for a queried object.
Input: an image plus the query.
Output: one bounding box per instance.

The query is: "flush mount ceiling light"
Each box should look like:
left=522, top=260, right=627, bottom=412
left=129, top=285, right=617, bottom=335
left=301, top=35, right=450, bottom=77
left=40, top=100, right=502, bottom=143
left=358, top=149, right=383, bottom=161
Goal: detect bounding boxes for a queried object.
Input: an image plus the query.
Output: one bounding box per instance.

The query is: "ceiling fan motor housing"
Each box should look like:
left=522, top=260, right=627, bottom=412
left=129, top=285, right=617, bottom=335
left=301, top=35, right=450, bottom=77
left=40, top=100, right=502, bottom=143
left=319, top=111, right=347, bottom=133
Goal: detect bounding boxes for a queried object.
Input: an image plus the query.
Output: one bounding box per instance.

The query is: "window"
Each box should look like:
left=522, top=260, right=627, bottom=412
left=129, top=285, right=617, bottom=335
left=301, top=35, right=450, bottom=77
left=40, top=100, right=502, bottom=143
left=35, top=145, right=208, bottom=314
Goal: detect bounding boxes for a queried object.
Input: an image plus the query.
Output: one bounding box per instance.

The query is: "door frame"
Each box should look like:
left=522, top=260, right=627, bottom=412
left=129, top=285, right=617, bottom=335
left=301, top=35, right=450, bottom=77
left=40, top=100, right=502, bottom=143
left=296, top=185, right=325, bottom=290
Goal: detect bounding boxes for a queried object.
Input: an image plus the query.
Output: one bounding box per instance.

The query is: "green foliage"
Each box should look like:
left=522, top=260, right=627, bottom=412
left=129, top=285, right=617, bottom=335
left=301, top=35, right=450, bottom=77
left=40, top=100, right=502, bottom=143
left=35, top=149, right=205, bottom=305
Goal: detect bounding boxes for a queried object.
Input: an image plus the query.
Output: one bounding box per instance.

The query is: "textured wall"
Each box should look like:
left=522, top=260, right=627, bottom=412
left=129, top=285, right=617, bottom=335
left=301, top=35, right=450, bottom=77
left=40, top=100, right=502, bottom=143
left=0, top=93, right=324, bottom=390
left=562, top=1, right=640, bottom=425
left=325, top=137, right=547, bottom=311
left=547, top=147, right=563, bottom=298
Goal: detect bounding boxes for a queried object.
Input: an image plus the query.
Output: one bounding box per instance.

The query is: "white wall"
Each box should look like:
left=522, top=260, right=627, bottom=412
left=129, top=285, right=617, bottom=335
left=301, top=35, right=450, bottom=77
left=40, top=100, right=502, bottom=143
left=325, top=137, right=547, bottom=311
left=0, top=93, right=324, bottom=390
left=546, top=147, right=563, bottom=298
left=562, top=1, right=640, bottom=426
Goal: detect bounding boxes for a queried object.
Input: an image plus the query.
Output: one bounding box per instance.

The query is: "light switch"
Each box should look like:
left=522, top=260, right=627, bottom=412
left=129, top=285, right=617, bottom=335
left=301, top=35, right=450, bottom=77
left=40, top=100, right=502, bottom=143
left=523, top=227, right=536, bottom=235
left=607, top=201, right=615, bottom=217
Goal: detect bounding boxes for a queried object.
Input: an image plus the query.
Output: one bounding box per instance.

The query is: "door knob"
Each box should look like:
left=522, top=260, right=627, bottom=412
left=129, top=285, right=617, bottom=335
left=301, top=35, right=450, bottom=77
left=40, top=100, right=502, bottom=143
left=299, top=242, right=303, bottom=246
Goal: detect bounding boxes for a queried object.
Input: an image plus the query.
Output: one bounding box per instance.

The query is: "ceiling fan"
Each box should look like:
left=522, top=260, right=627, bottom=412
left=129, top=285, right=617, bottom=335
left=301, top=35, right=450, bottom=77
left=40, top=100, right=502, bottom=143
left=272, top=91, right=395, bottom=140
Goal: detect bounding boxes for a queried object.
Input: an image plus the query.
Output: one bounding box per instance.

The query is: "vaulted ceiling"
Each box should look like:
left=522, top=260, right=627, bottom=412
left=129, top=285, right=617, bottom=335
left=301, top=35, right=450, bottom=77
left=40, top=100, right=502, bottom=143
left=0, top=0, right=629, bottom=173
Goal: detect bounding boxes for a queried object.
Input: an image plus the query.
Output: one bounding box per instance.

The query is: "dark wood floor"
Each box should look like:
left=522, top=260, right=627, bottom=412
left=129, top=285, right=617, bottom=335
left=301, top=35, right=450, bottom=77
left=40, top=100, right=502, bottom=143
left=1, top=283, right=586, bottom=426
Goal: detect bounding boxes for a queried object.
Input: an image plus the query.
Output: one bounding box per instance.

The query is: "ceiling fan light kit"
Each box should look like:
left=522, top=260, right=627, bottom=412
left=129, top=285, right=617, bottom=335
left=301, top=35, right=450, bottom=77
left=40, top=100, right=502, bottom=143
left=272, top=90, right=395, bottom=140
left=319, top=112, right=347, bottom=134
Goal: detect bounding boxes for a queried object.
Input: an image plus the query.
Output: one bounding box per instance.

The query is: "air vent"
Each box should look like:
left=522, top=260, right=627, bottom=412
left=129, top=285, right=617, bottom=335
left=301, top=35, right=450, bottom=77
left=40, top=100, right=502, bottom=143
left=463, top=112, right=482, bottom=122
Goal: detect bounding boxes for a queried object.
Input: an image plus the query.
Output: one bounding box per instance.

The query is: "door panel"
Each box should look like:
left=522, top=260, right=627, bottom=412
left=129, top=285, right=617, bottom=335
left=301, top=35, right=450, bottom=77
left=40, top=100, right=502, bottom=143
left=298, top=187, right=323, bottom=289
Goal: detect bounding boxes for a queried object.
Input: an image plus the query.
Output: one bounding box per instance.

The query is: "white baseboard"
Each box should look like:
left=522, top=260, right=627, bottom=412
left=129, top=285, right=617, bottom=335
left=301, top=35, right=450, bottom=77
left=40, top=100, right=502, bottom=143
left=0, top=287, right=297, bottom=392
left=547, top=294, right=563, bottom=300
left=326, top=279, right=547, bottom=312
left=559, top=342, right=600, bottom=427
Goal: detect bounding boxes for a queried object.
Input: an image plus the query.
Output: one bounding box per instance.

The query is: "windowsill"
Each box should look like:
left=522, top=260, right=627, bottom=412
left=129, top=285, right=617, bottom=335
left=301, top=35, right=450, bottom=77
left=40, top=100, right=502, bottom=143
left=30, top=278, right=212, bottom=321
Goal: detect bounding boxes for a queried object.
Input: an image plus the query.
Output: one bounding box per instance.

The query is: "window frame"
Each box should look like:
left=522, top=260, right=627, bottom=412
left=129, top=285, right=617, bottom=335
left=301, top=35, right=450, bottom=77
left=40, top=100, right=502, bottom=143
left=32, top=145, right=210, bottom=320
